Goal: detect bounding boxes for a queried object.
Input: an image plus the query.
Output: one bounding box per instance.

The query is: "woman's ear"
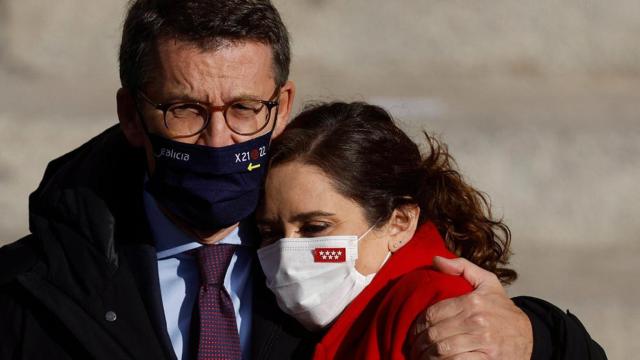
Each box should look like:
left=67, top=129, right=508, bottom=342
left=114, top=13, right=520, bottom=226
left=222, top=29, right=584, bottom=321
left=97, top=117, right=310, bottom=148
left=385, top=204, right=420, bottom=253
left=117, top=87, right=146, bottom=147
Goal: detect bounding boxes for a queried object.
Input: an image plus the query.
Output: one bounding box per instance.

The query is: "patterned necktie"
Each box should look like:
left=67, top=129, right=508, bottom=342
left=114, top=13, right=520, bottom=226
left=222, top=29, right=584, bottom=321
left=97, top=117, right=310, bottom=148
left=196, top=244, right=241, bottom=360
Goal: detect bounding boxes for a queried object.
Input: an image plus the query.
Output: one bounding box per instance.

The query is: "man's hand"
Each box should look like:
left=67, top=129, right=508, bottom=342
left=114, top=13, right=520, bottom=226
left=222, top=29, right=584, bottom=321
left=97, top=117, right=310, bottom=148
left=409, top=256, right=533, bottom=360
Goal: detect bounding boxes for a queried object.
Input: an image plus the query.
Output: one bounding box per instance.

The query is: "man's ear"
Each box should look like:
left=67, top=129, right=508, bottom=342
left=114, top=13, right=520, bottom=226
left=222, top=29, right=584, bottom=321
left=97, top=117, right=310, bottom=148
left=386, top=204, right=420, bottom=253
left=272, top=80, right=296, bottom=138
left=117, top=87, right=146, bottom=147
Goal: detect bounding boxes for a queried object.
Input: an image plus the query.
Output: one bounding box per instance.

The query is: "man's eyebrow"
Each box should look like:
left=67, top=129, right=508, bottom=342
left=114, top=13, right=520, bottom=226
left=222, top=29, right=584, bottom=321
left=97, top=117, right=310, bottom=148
left=228, top=91, right=273, bottom=102
left=158, top=90, right=202, bottom=103
left=290, top=211, right=335, bottom=223
left=162, top=91, right=268, bottom=104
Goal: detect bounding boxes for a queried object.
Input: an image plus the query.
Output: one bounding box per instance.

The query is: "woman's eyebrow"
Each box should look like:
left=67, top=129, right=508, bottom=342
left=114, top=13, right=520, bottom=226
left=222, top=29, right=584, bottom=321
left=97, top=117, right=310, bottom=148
left=256, top=216, right=277, bottom=227
left=290, top=211, right=335, bottom=223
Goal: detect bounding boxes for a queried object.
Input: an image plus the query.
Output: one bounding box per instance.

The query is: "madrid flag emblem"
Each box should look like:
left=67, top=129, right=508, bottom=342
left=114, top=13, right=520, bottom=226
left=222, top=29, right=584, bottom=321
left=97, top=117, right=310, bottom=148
left=313, top=248, right=346, bottom=263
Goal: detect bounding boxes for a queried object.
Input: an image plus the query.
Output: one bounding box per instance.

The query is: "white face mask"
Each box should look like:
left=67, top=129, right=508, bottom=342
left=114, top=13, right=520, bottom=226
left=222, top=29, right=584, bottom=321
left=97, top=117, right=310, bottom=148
left=257, top=225, right=388, bottom=331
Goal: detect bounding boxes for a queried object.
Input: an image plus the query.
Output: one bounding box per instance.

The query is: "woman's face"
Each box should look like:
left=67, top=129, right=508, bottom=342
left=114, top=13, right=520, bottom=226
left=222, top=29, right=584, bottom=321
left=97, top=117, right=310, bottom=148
left=258, top=161, right=391, bottom=275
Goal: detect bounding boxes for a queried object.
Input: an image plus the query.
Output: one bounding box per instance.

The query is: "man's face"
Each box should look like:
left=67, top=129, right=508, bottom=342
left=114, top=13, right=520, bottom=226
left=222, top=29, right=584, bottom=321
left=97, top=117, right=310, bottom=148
left=119, top=38, right=294, bottom=168
left=116, top=38, right=294, bottom=241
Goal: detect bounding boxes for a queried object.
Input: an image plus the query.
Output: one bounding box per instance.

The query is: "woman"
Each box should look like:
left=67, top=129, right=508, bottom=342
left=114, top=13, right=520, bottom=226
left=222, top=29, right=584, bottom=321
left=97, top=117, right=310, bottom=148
left=256, top=102, right=516, bottom=359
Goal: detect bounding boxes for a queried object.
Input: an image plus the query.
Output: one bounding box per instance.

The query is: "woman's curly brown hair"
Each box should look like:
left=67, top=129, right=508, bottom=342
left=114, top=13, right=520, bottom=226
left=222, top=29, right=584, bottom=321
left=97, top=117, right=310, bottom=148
left=417, top=132, right=516, bottom=284
left=268, top=101, right=516, bottom=284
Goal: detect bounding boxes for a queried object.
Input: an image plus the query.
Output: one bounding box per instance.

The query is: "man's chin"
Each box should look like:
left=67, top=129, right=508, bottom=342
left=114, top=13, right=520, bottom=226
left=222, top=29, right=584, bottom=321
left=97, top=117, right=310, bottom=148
left=159, top=205, right=239, bottom=244
left=194, top=224, right=240, bottom=245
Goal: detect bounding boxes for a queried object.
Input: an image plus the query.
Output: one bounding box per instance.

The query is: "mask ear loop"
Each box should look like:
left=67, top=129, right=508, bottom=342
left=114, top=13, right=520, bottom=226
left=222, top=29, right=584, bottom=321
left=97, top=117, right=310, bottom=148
left=357, top=216, right=384, bottom=241
left=379, top=250, right=392, bottom=268
left=357, top=220, right=392, bottom=272
left=265, top=95, right=280, bottom=149
left=357, top=223, right=377, bottom=241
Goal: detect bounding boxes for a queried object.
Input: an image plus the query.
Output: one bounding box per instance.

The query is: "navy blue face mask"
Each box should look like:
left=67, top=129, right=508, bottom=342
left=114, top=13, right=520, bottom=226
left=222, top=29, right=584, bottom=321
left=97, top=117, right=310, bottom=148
left=145, top=131, right=272, bottom=233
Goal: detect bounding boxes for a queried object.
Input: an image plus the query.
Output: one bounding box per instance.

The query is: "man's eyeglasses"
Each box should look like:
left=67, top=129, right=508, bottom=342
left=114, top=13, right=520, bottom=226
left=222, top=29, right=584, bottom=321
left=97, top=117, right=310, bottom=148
left=137, top=90, right=280, bottom=137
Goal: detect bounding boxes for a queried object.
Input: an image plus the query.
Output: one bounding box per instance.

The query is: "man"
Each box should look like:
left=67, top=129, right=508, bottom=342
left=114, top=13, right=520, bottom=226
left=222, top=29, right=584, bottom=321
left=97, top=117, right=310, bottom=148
left=0, top=0, right=605, bottom=359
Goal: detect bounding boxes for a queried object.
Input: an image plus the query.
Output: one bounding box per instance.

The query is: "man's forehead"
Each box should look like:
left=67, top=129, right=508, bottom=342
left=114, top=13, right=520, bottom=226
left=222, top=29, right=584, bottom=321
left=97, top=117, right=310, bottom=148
left=155, top=37, right=241, bottom=55
left=154, top=38, right=274, bottom=73
left=147, top=38, right=277, bottom=98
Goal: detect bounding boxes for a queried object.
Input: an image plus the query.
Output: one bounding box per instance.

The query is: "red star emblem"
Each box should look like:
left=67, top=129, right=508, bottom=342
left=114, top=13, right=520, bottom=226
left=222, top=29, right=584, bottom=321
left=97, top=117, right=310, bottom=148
left=313, top=248, right=346, bottom=263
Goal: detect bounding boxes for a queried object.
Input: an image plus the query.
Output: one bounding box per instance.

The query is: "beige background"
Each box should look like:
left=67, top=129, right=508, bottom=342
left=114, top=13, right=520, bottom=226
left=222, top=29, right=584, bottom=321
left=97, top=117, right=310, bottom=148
left=1, top=1, right=639, bottom=358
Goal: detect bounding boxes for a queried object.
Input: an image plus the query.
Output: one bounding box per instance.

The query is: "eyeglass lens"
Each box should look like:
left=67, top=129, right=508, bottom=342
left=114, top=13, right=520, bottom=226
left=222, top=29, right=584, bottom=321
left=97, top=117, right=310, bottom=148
left=164, top=100, right=271, bottom=137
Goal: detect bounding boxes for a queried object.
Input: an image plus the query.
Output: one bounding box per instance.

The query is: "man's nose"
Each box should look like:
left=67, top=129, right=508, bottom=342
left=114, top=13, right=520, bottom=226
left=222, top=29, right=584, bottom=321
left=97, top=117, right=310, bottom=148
left=200, top=111, right=235, bottom=147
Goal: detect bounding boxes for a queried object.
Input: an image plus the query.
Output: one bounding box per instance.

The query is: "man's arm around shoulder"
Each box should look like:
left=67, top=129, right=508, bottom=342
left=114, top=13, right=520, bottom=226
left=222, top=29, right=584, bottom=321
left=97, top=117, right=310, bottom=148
left=409, top=257, right=607, bottom=360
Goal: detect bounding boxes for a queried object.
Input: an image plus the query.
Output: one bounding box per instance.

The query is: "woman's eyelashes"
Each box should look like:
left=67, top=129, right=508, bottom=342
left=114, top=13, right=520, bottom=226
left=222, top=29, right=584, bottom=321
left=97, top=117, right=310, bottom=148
left=298, top=222, right=331, bottom=237
left=257, top=221, right=332, bottom=244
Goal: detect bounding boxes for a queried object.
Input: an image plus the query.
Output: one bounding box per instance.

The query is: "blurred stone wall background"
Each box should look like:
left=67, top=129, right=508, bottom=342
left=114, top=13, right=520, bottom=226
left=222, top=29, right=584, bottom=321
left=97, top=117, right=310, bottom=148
left=1, top=0, right=638, bottom=357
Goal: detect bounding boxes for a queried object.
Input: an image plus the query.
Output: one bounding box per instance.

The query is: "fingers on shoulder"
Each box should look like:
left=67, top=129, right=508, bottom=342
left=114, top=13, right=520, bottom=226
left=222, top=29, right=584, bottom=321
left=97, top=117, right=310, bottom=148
left=425, top=285, right=485, bottom=326
left=423, top=333, right=493, bottom=359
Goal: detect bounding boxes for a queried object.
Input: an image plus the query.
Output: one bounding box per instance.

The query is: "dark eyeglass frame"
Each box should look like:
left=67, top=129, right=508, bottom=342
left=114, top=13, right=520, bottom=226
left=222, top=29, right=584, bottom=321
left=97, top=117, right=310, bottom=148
left=136, top=88, right=280, bottom=137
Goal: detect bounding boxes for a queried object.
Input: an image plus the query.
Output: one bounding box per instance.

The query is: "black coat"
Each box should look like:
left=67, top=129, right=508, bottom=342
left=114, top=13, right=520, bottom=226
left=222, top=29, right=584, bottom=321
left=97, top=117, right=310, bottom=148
left=0, top=125, right=605, bottom=360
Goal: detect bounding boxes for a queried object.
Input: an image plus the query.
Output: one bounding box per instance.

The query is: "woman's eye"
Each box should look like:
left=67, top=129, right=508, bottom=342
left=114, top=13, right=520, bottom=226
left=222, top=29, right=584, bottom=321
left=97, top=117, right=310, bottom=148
left=258, top=226, right=282, bottom=246
left=299, top=223, right=330, bottom=236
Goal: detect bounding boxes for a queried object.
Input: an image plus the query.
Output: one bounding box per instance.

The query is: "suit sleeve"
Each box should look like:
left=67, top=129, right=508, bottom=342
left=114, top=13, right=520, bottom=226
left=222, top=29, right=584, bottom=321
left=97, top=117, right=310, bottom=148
left=512, top=296, right=607, bottom=360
